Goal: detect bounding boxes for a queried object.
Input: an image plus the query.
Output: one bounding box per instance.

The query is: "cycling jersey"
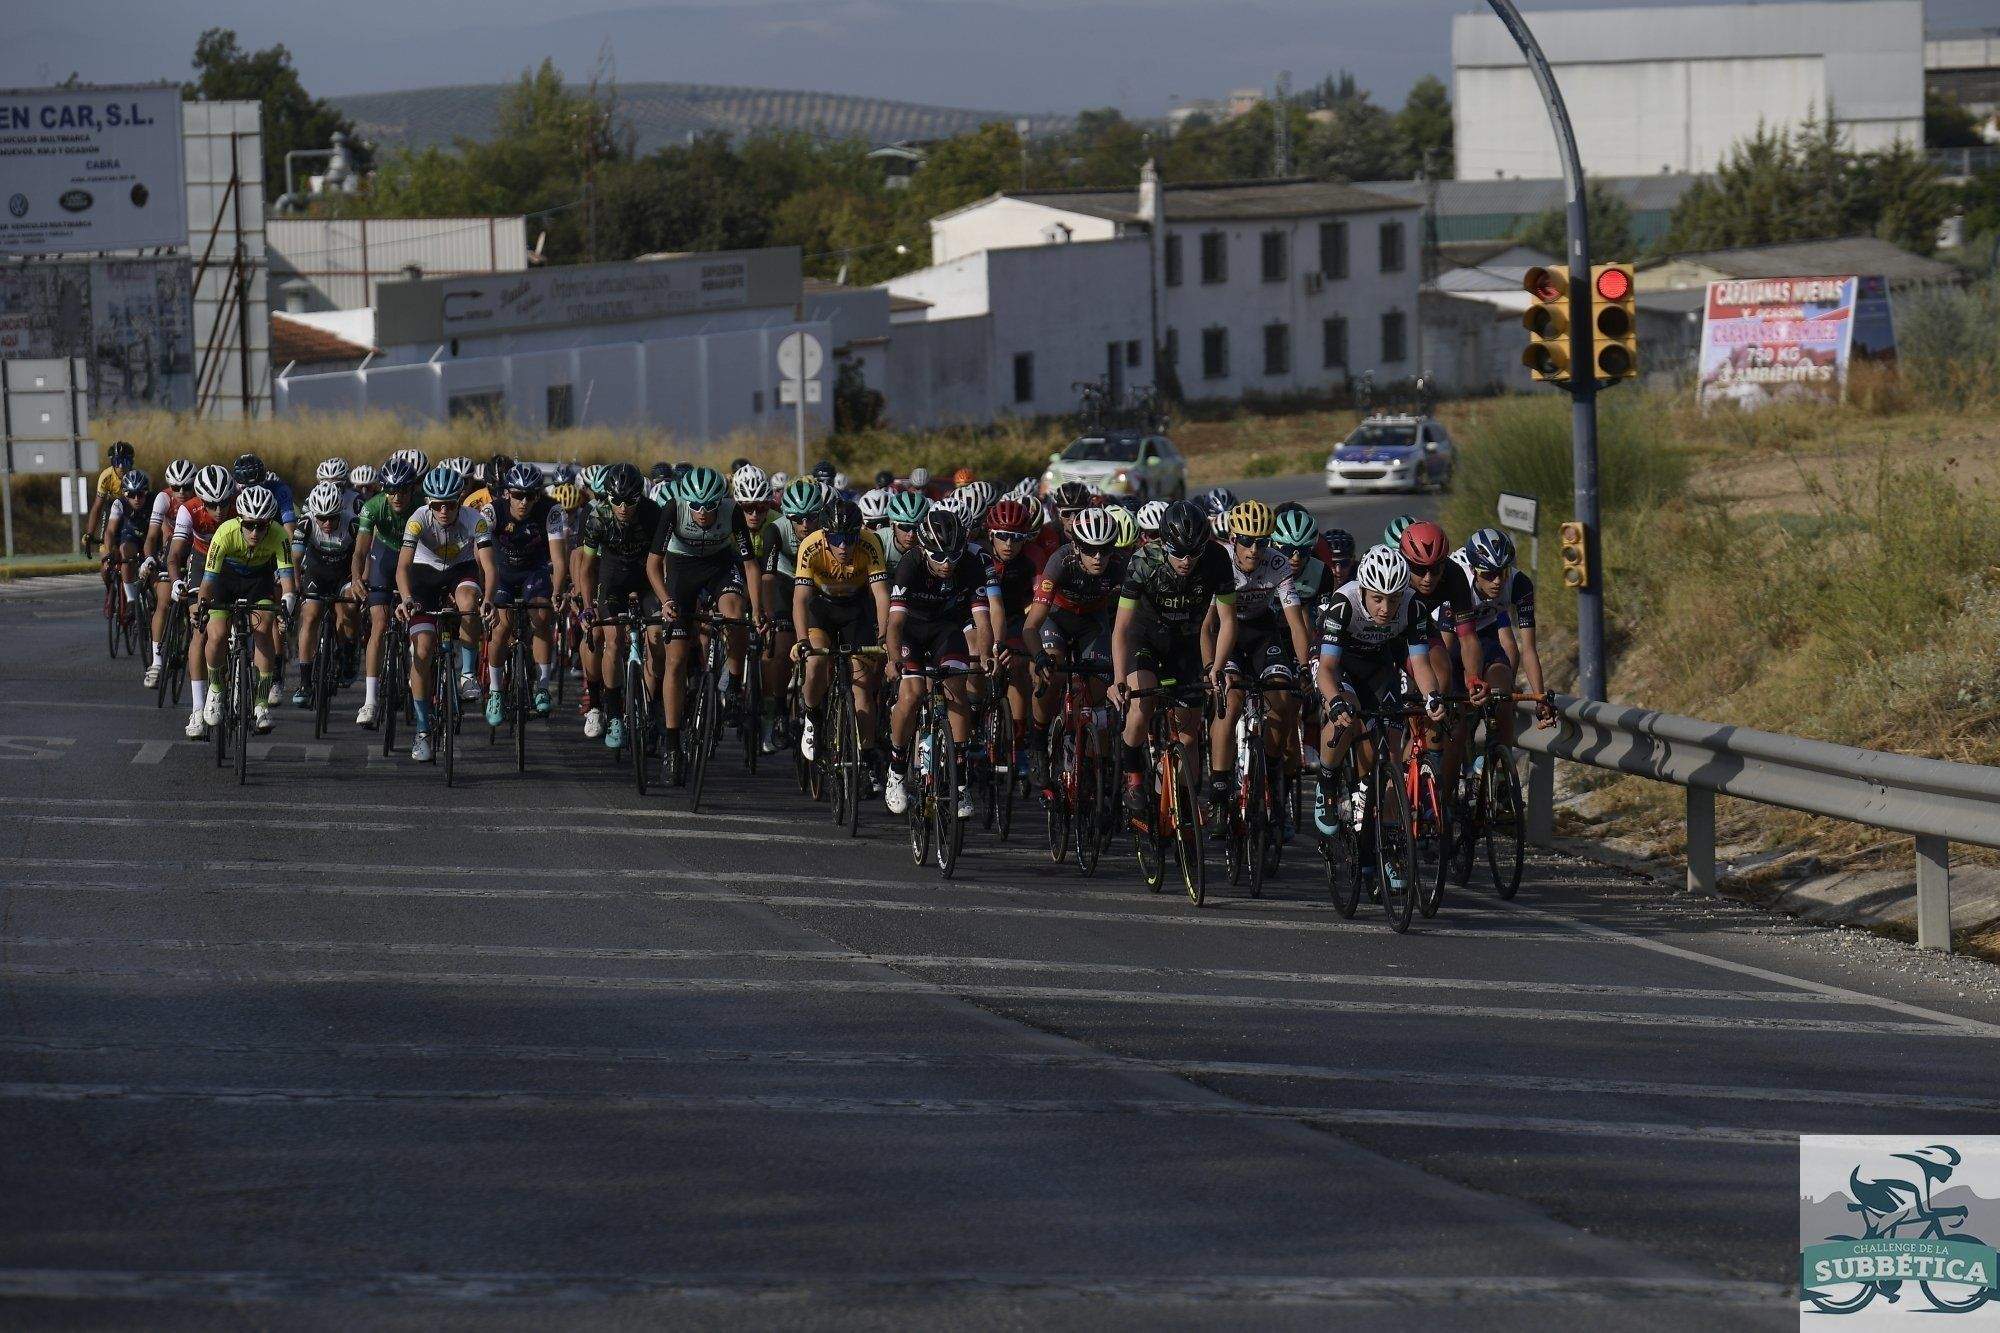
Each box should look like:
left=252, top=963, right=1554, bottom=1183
left=147, top=488, right=183, bottom=534
left=260, top=474, right=297, bottom=526
left=95, top=466, right=123, bottom=500
left=464, top=486, right=493, bottom=514
left=491, top=495, right=567, bottom=574
left=105, top=496, right=144, bottom=543
left=1034, top=543, right=1124, bottom=618
left=653, top=497, right=753, bottom=563
left=202, top=517, right=293, bottom=583
left=357, top=493, right=419, bottom=551
left=401, top=506, right=492, bottom=571
left=989, top=540, right=1052, bottom=617
left=889, top=547, right=997, bottom=627
left=296, top=509, right=359, bottom=565
left=1117, top=542, right=1235, bottom=631
left=1410, top=559, right=1478, bottom=640
left=171, top=497, right=223, bottom=557
left=1451, top=553, right=1537, bottom=635
left=1288, top=556, right=1330, bottom=616
left=580, top=499, right=662, bottom=575
left=1228, top=546, right=1300, bottom=624
left=1317, top=581, right=1427, bottom=668
left=761, top=516, right=807, bottom=579
left=794, top=528, right=888, bottom=601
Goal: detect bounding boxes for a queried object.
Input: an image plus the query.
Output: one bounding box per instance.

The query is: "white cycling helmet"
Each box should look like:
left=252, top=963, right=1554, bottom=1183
left=1069, top=506, right=1118, bottom=548
left=934, top=491, right=963, bottom=516
left=770, top=470, right=790, bottom=493
left=349, top=464, right=377, bottom=488
left=235, top=484, right=278, bottom=524
left=164, top=458, right=196, bottom=488
left=1356, top=544, right=1410, bottom=596
left=1136, top=500, right=1169, bottom=534
left=859, top=487, right=891, bottom=523
left=731, top=463, right=771, bottom=505
left=305, top=480, right=345, bottom=520
left=193, top=464, right=234, bottom=506
left=316, top=458, right=350, bottom=485
left=831, top=471, right=850, bottom=493
left=908, top=466, right=931, bottom=490
left=956, top=480, right=996, bottom=522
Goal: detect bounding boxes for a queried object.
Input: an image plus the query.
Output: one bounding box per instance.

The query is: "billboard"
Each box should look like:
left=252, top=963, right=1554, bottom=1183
left=0, top=84, right=188, bottom=255
left=0, top=257, right=195, bottom=412
left=1697, top=276, right=1896, bottom=411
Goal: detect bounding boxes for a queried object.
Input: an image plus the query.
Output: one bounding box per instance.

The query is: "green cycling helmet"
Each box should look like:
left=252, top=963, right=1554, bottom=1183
left=1382, top=514, right=1417, bottom=548
left=780, top=476, right=827, bottom=518
left=885, top=490, right=932, bottom=525
left=1273, top=508, right=1319, bottom=550
left=677, top=465, right=727, bottom=506
left=583, top=463, right=611, bottom=494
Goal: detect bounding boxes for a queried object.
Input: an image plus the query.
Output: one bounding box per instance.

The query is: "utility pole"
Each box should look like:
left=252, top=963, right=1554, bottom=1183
left=1484, top=0, right=1606, bottom=702
left=1272, top=70, right=1292, bottom=177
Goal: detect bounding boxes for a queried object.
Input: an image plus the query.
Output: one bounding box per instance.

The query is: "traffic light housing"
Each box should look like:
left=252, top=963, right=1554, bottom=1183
left=1520, top=265, right=1573, bottom=384
left=1590, top=263, right=1639, bottom=382
left=1559, top=520, right=1592, bottom=590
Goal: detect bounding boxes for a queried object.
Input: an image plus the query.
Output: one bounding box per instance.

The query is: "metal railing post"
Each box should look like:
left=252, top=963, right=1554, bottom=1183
left=1915, top=835, right=1952, bottom=953
left=1686, top=786, right=1715, bottom=896
left=1527, top=750, right=1554, bottom=848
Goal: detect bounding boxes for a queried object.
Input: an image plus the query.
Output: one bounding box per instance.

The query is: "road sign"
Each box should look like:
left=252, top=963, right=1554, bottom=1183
left=777, top=380, right=823, bottom=406
left=10, top=441, right=98, bottom=476
left=777, top=331, right=824, bottom=381
left=1497, top=491, right=1539, bottom=536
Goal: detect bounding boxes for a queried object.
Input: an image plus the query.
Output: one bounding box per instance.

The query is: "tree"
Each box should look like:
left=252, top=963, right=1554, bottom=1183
left=1394, top=75, right=1453, bottom=178
left=1926, top=90, right=1985, bottom=150
left=1296, top=73, right=1399, bottom=181
left=1515, top=182, right=1636, bottom=260
left=183, top=28, right=363, bottom=198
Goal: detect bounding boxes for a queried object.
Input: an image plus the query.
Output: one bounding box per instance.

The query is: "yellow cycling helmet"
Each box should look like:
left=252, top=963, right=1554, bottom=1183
left=1108, top=504, right=1138, bottom=549
left=1225, top=499, right=1275, bottom=539
left=550, top=483, right=581, bottom=509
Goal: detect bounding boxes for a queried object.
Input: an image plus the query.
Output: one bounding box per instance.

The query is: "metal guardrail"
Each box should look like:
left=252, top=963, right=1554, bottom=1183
left=1513, top=697, right=2000, bottom=952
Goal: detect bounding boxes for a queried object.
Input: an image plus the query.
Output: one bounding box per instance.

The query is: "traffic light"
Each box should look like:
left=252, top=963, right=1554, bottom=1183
left=1520, top=265, right=1573, bottom=385
left=1559, top=520, right=1592, bottom=590
left=1590, top=263, right=1639, bottom=383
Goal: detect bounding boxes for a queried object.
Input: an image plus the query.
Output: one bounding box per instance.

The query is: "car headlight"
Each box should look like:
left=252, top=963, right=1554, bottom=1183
left=1041, top=469, right=1056, bottom=486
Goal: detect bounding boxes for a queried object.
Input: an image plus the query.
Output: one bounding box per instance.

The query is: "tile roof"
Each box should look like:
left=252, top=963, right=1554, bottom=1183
left=271, top=312, right=375, bottom=368
left=1358, top=173, right=1703, bottom=217
left=1002, top=177, right=1413, bottom=223
left=1641, top=234, right=1963, bottom=285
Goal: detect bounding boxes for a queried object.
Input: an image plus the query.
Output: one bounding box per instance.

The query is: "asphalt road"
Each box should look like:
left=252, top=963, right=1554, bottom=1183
left=5, top=485, right=2000, bottom=1328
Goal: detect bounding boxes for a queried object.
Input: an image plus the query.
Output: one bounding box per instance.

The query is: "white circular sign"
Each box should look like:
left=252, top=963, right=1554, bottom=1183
left=777, top=331, right=824, bottom=380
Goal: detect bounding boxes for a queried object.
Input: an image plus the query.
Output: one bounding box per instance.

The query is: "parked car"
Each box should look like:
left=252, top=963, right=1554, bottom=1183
left=1041, top=430, right=1186, bottom=501
left=1324, top=414, right=1455, bottom=494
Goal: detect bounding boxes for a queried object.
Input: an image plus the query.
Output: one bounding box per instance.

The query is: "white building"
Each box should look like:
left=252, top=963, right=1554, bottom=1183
left=908, top=165, right=1423, bottom=411
left=1452, top=1, right=1924, bottom=180
left=268, top=216, right=532, bottom=314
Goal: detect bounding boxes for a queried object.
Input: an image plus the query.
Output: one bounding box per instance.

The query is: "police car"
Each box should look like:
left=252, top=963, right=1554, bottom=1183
left=1323, top=414, right=1455, bottom=494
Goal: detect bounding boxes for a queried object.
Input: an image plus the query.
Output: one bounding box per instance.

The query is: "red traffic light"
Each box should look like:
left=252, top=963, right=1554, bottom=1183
left=1594, top=267, right=1632, bottom=301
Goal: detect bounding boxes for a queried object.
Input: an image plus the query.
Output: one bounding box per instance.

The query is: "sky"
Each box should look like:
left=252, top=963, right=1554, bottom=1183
left=9, top=0, right=1996, bottom=117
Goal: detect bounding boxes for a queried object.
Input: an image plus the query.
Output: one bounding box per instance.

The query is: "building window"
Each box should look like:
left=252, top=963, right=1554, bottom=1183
left=1163, top=234, right=1183, bottom=287
left=1200, top=231, right=1227, bottom=284
left=1381, top=310, right=1407, bottom=363
left=545, top=384, right=574, bottom=430
left=1319, top=221, right=1348, bottom=279
left=1260, top=230, right=1287, bottom=283
left=1263, top=323, right=1291, bottom=376
left=1163, top=327, right=1179, bottom=368
left=753, top=390, right=764, bottom=413
left=1379, top=220, right=1405, bottom=273
left=1013, top=352, right=1035, bottom=404
left=1322, top=317, right=1348, bottom=369
left=447, top=389, right=504, bottom=424
left=1125, top=339, right=1141, bottom=367
left=1201, top=327, right=1229, bottom=380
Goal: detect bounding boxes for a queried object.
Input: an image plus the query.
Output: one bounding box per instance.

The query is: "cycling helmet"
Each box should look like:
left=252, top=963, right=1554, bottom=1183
left=449, top=457, right=476, bottom=481
left=349, top=464, right=377, bottom=489
left=1108, top=505, right=1138, bottom=549
left=648, top=461, right=675, bottom=484
left=908, top=466, right=931, bottom=490
left=885, top=490, right=932, bottom=525
left=780, top=477, right=827, bottom=519
left=1357, top=544, right=1410, bottom=596
left=232, top=452, right=265, bottom=486
left=194, top=464, right=235, bottom=506
left=120, top=468, right=151, bottom=496
left=915, top=509, right=967, bottom=560
left=1051, top=481, right=1093, bottom=513
left=108, top=441, right=136, bottom=468
left=1398, top=520, right=1450, bottom=568
left=1324, top=527, right=1357, bottom=562
left=829, top=471, right=849, bottom=495
left=933, top=491, right=963, bottom=516
left=1382, top=514, right=1417, bottom=548
left=1225, top=499, right=1275, bottom=540
left=504, top=462, right=545, bottom=493
left=316, top=458, right=350, bottom=486
left=677, top=465, right=727, bottom=506
left=1068, top=506, right=1119, bottom=548
left=390, top=448, right=430, bottom=477
left=551, top=462, right=579, bottom=487
left=1272, top=507, right=1318, bottom=550
left=731, top=464, right=771, bottom=505
left=811, top=460, right=837, bottom=486
left=583, top=464, right=611, bottom=495
left=1158, top=500, right=1210, bottom=557
left=164, top=458, right=196, bottom=488
left=379, top=459, right=418, bottom=491
left=647, top=478, right=674, bottom=506
left=602, top=462, right=645, bottom=504
left=487, top=454, right=517, bottom=486
left=305, top=481, right=344, bottom=520
left=1464, top=526, right=1516, bottom=573
left=952, top=467, right=977, bottom=487
left=1203, top=486, right=1237, bottom=513
left=822, top=497, right=864, bottom=541
left=235, top=485, right=278, bottom=523
left=421, top=466, right=463, bottom=502
left=986, top=498, right=1034, bottom=536
left=858, top=487, right=892, bottom=523
left=955, top=480, right=996, bottom=522
left=769, top=471, right=790, bottom=493
left=1136, top=500, right=1169, bottom=534
left=550, top=483, right=582, bottom=510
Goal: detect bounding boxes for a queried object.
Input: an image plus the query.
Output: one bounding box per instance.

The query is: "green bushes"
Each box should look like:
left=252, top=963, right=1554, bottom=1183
left=1896, top=278, right=2000, bottom=408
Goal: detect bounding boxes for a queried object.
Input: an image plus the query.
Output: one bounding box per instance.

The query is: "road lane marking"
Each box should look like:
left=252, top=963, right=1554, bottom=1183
left=0, top=792, right=805, bottom=831
left=2, top=818, right=840, bottom=845
left=0, top=736, right=74, bottom=759
left=0, top=962, right=1967, bottom=1036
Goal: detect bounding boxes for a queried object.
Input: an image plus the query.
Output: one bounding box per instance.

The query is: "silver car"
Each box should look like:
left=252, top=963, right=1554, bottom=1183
left=1324, top=415, right=1455, bottom=495
left=1041, top=430, right=1186, bottom=502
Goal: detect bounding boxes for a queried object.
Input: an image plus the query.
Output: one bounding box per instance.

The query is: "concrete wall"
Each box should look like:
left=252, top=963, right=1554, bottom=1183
left=885, top=314, right=994, bottom=428
left=986, top=240, right=1153, bottom=418
left=931, top=198, right=1119, bottom=264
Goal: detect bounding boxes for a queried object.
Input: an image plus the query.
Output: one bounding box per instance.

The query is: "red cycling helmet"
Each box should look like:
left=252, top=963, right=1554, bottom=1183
left=1398, top=520, right=1451, bottom=568
left=985, top=498, right=1036, bottom=536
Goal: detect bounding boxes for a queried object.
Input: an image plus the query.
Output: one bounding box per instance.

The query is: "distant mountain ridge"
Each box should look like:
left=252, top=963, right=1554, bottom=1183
left=1800, top=1184, right=2000, bottom=1246
left=332, top=82, right=1074, bottom=156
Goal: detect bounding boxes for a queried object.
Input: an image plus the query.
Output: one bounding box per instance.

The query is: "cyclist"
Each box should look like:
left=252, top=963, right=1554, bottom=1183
left=85, top=440, right=137, bottom=554
left=350, top=464, right=379, bottom=507
left=884, top=509, right=997, bottom=818
left=290, top=481, right=361, bottom=708
left=1048, top=481, right=1097, bottom=541
left=1023, top=504, right=1125, bottom=792
left=576, top=463, right=660, bottom=746
left=983, top=496, right=1054, bottom=776
left=1135, top=499, right=1168, bottom=546
left=395, top=465, right=497, bottom=763
left=1199, top=487, right=1237, bottom=540
left=349, top=458, right=423, bottom=728
left=645, top=464, right=764, bottom=778
left=483, top=462, right=569, bottom=724
left=234, top=453, right=296, bottom=530
left=1455, top=527, right=1555, bottom=742
left=1110, top=500, right=1235, bottom=829
left=168, top=465, right=234, bottom=738
left=196, top=485, right=298, bottom=737
left=101, top=468, right=150, bottom=660
left=140, top=458, right=198, bottom=687
left=1399, top=519, right=1484, bottom=794
left=569, top=464, right=612, bottom=725
left=792, top=496, right=891, bottom=780
left=1206, top=500, right=1313, bottom=833
left=881, top=490, right=931, bottom=563
left=1314, top=545, right=1448, bottom=841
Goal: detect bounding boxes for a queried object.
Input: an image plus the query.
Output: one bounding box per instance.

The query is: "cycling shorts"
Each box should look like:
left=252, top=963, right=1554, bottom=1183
left=806, top=592, right=878, bottom=652
left=298, top=550, right=351, bottom=602
left=406, top=562, right=480, bottom=633
left=1226, top=615, right=1296, bottom=687
left=493, top=565, right=553, bottom=609
left=205, top=570, right=277, bottom=620
left=1125, top=614, right=1202, bottom=687
left=1036, top=610, right=1110, bottom=669
left=666, top=553, right=747, bottom=642
left=897, top=616, right=972, bottom=674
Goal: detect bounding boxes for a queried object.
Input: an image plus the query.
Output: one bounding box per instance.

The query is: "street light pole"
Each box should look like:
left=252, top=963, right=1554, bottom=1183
left=1483, top=0, right=1606, bottom=702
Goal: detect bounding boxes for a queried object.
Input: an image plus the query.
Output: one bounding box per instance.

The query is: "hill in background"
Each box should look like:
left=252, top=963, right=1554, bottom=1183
left=332, top=82, right=1074, bottom=155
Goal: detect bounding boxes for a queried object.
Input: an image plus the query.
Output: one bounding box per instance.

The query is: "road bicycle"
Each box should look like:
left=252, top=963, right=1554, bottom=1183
left=306, top=594, right=362, bottom=741
left=1125, top=680, right=1211, bottom=905
left=209, top=597, right=284, bottom=787
left=679, top=611, right=751, bottom=813
left=1807, top=1199, right=1992, bottom=1314
left=902, top=663, right=970, bottom=878
left=1320, top=698, right=1444, bottom=933
left=1216, top=676, right=1291, bottom=899
left=101, top=560, right=149, bottom=661
left=1452, top=690, right=1548, bottom=899
left=796, top=643, right=885, bottom=837
left=425, top=604, right=482, bottom=789
left=1037, top=660, right=1116, bottom=875
left=378, top=614, right=412, bottom=758
left=604, top=600, right=663, bottom=797
left=971, top=663, right=1018, bottom=841
left=489, top=596, right=555, bottom=773
left=154, top=592, right=195, bottom=710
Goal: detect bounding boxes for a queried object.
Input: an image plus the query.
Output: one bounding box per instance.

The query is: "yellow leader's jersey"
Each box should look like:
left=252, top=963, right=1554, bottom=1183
left=792, top=528, right=887, bottom=600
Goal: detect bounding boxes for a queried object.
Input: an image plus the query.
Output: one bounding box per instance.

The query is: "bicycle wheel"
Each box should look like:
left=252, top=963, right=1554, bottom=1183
left=992, top=703, right=1014, bottom=841
left=1262, top=764, right=1287, bottom=879
left=233, top=641, right=252, bottom=787
left=839, top=691, right=863, bottom=838
left=513, top=635, right=532, bottom=773
left=1134, top=741, right=1167, bottom=891
left=1043, top=722, right=1071, bottom=865
left=156, top=606, right=181, bottom=709
left=1414, top=759, right=1450, bottom=920
left=827, top=695, right=851, bottom=828
left=1174, top=742, right=1207, bottom=907
left=131, top=587, right=152, bottom=663
left=1374, top=747, right=1417, bottom=933
left=1324, top=762, right=1364, bottom=918
left=1920, top=1230, right=1993, bottom=1312
left=935, top=722, right=961, bottom=878
left=105, top=584, right=119, bottom=659
left=627, top=657, right=648, bottom=797
left=1245, top=744, right=1268, bottom=900
left=907, top=738, right=932, bottom=867
left=1076, top=743, right=1109, bottom=876
left=741, top=653, right=762, bottom=775
left=687, top=663, right=714, bottom=812
left=441, top=657, right=458, bottom=789
left=381, top=630, right=404, bottom=758
left=312, top=610, right=336, bottom=740
left=1483, top=749, right=1525, bottom=900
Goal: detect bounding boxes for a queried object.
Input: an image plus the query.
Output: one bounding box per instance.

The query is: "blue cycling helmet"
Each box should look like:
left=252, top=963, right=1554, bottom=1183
left=885, top=490, right=932, bottom=525
left=504, top=462, right=545, bottom=493
left=379, top=458, right=419, bottom=491
left=421, top=465, right=463, bottom=502
left=1464, top=526, right=1517, bottom=572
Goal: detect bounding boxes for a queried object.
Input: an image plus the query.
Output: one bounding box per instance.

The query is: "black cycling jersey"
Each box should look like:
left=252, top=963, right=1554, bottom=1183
left=491, top=495, right=565, bottom=573
left=1117, top=542, right=1234, bottom=631
left=581, top=498, right=663, bottom=577
left=1409, top=558, right=1478, bottom=638
left=1033, top=543, right=1126, bottom=618
left=889, top=547, right=997, bottom=626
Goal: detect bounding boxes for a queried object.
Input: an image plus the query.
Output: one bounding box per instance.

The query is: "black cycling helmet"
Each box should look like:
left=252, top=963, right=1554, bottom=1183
left=915, top=509, right=966, bottom=560
left=811, top=459, right=837, bottom=486
left=1051, top=481, right=1093, bottom=512
left=108, top=440, right=135, bottom=468
left=485, top=453, right=516, bottom=486
left=873, top=469, right=895, bottom=490
left=1324, top=527, right=1357, bottom=561
left=603, top=462, right=645, bottom=504
left=380, top=458, right=418, bottom=490
left=232, top=452, right=265, bottom=486
left=648, top=461, right=675, bottom=483
left=728, top=456, right=751, bottom=475
left=1158, top=500, right=1210, bottom=558
left=822, top=497, right=863, bottom=540
left=504, top=462, right=545, bottom=493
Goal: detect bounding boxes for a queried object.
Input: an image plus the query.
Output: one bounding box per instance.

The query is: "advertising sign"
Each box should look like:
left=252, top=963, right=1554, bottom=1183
left=1697, top=276, right=1897, bottom=411
left=0, top=84, right=187, bottom=255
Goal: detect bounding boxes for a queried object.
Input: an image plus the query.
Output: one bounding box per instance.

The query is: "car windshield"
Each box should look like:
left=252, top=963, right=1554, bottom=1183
left=1343, top=424, right=1419, bottom=450
left=1062, top=436, right=1143, bottom=463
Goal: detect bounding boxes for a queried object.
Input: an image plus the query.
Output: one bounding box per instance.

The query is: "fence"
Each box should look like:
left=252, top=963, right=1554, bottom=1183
left=1515, top=697, right=2000, bottom=953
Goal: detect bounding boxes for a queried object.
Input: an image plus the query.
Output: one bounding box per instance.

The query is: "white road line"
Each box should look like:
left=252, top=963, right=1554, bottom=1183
left=11, top=1034, right=1993, bottom=1116
left=0, top=1079, right=1804, bottom=1145
left=0, top=792, right=803, bottom=831
left=0, top=962, right=1965, bottom=1035
left=4, top=815, right=838, bottom=845
left=0, top=1267, right=1792, bottom=1306
left=0, top=935, right=1848, bottom=1005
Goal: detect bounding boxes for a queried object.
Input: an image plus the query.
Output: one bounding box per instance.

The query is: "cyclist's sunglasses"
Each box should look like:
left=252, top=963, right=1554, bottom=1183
left=506, top=489, right=536, bottom=502
left=825, top=530, right=858, bottom=547
left=428, top=499, right=459, bottom=512
left=239, top=519, right=268, bottom=534
left=892, top=522, right=918, bottom=535
left=1407, top=561, right=1441, bottom=577
left=170, top=483, right=193, bottom=495
left=989, top=529, right=1030, bottom=542
left=1076, top=540, right=1115, bottom=558
left=687, top=498, right=720, bottom=513
left=739, top=500, right=772, bottom=514
left=1233, top=535, right=1269, bottom=550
